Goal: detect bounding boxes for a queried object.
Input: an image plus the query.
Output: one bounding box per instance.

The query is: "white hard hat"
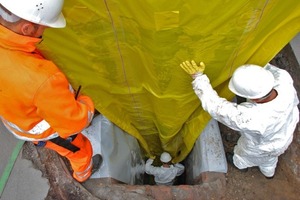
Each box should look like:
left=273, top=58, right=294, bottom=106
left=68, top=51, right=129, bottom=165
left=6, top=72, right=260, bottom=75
left=0, top=0, right=66, bottom=28
left=228, top=64, right=274, bottom=99
left=160, top=152, right=172, bottom=163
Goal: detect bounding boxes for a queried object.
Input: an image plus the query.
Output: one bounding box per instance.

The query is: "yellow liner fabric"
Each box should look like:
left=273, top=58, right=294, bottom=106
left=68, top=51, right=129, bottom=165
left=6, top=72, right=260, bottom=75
left=39, top=0, right=300, bottom=162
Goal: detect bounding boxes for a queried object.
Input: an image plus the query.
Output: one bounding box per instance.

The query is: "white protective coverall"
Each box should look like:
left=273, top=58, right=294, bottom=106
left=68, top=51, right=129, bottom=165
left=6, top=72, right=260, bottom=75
left=192, top=63, right=299, bottom=177
left=145, top=158, right=185, bottom=185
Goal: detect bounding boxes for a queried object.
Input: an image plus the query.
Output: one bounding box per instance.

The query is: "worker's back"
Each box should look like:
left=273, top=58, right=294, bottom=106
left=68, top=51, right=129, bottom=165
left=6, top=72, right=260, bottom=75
left=145, top=157, right=185, bottom=185
left=154, top=165, right=184, bottom=185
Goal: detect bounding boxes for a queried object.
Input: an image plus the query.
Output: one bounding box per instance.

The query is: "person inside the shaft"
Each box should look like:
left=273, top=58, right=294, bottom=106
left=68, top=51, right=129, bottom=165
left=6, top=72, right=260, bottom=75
left=145, top=152, right=185, bottom=185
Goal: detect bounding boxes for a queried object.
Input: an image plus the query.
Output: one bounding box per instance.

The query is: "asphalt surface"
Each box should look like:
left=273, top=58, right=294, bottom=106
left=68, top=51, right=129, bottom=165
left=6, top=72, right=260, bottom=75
left=0, top=122, right=49, bottom=200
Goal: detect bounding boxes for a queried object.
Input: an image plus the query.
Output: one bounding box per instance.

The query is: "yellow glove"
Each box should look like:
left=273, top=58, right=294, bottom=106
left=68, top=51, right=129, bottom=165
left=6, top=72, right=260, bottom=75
left=180, top=60, right=206, bottom=78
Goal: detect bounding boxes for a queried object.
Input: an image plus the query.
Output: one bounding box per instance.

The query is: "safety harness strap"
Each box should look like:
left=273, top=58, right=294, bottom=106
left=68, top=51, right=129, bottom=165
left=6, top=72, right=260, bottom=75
left=49, top=135, right=80, bottom=153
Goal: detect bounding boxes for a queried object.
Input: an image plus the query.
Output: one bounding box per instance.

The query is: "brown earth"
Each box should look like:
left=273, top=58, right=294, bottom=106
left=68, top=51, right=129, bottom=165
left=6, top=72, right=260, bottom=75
left=220, top=123, right=300, bottom=200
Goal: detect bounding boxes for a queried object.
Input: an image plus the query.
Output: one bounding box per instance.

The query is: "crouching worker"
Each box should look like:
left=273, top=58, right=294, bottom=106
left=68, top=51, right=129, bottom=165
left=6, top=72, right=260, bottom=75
left=180, top=60, right=299, bottom=179
left=0, top=0, right=102, bottom=182
left=145, top=152, right=185, bottom=185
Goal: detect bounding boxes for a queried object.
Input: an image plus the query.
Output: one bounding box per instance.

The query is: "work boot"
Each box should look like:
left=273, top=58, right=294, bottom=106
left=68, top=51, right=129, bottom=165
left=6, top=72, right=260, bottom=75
left=265, top=175, right=274, bottom=180
left=91, top=154, right=103, bottom=175
left=226, top=152, right=248, bottom=172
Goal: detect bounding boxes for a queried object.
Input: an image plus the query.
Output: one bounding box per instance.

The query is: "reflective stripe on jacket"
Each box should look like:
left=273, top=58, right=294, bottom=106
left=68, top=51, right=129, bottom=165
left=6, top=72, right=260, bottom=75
left=1, top=117, right=58, bottom=141
left=0, top=25, right=94, bottom=141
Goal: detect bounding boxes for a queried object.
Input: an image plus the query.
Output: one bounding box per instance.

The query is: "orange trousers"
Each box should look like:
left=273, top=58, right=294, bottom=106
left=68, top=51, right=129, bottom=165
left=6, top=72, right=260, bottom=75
left=36, top=133, right=93, bottom=182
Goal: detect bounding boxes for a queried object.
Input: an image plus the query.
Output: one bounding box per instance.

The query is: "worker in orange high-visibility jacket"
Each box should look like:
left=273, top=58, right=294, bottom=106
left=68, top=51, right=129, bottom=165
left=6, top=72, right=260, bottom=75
left=0, top=0, right=102, bottom=182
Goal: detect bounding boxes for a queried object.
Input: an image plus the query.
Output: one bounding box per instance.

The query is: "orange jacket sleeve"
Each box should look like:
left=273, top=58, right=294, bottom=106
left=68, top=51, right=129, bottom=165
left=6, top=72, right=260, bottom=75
left=33, top=71, right=94, bottom=138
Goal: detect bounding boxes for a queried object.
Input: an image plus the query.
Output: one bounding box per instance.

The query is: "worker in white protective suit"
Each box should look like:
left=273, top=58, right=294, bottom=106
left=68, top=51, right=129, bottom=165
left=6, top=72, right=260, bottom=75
left=180, top=60, right=299, bottom=179
left=145, top=152, right=185, bottom=185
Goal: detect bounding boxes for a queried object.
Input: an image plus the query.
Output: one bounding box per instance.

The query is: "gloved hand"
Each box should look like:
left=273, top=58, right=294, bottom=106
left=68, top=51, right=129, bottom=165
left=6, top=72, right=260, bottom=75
left=146, top=158, right=154, bottom=164
left=180, top=60, right=206, bottom=79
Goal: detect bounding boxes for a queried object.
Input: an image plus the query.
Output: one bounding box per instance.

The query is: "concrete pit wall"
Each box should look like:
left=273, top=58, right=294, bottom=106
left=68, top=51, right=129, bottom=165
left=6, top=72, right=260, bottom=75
left=81, top=116, right=227, bottom=199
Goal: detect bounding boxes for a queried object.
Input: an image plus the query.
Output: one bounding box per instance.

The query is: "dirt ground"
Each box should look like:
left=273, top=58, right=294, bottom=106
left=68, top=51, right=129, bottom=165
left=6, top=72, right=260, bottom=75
left=219, top=43, right=300, bottom=200
left=220, top=123, right=300, bottom=200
